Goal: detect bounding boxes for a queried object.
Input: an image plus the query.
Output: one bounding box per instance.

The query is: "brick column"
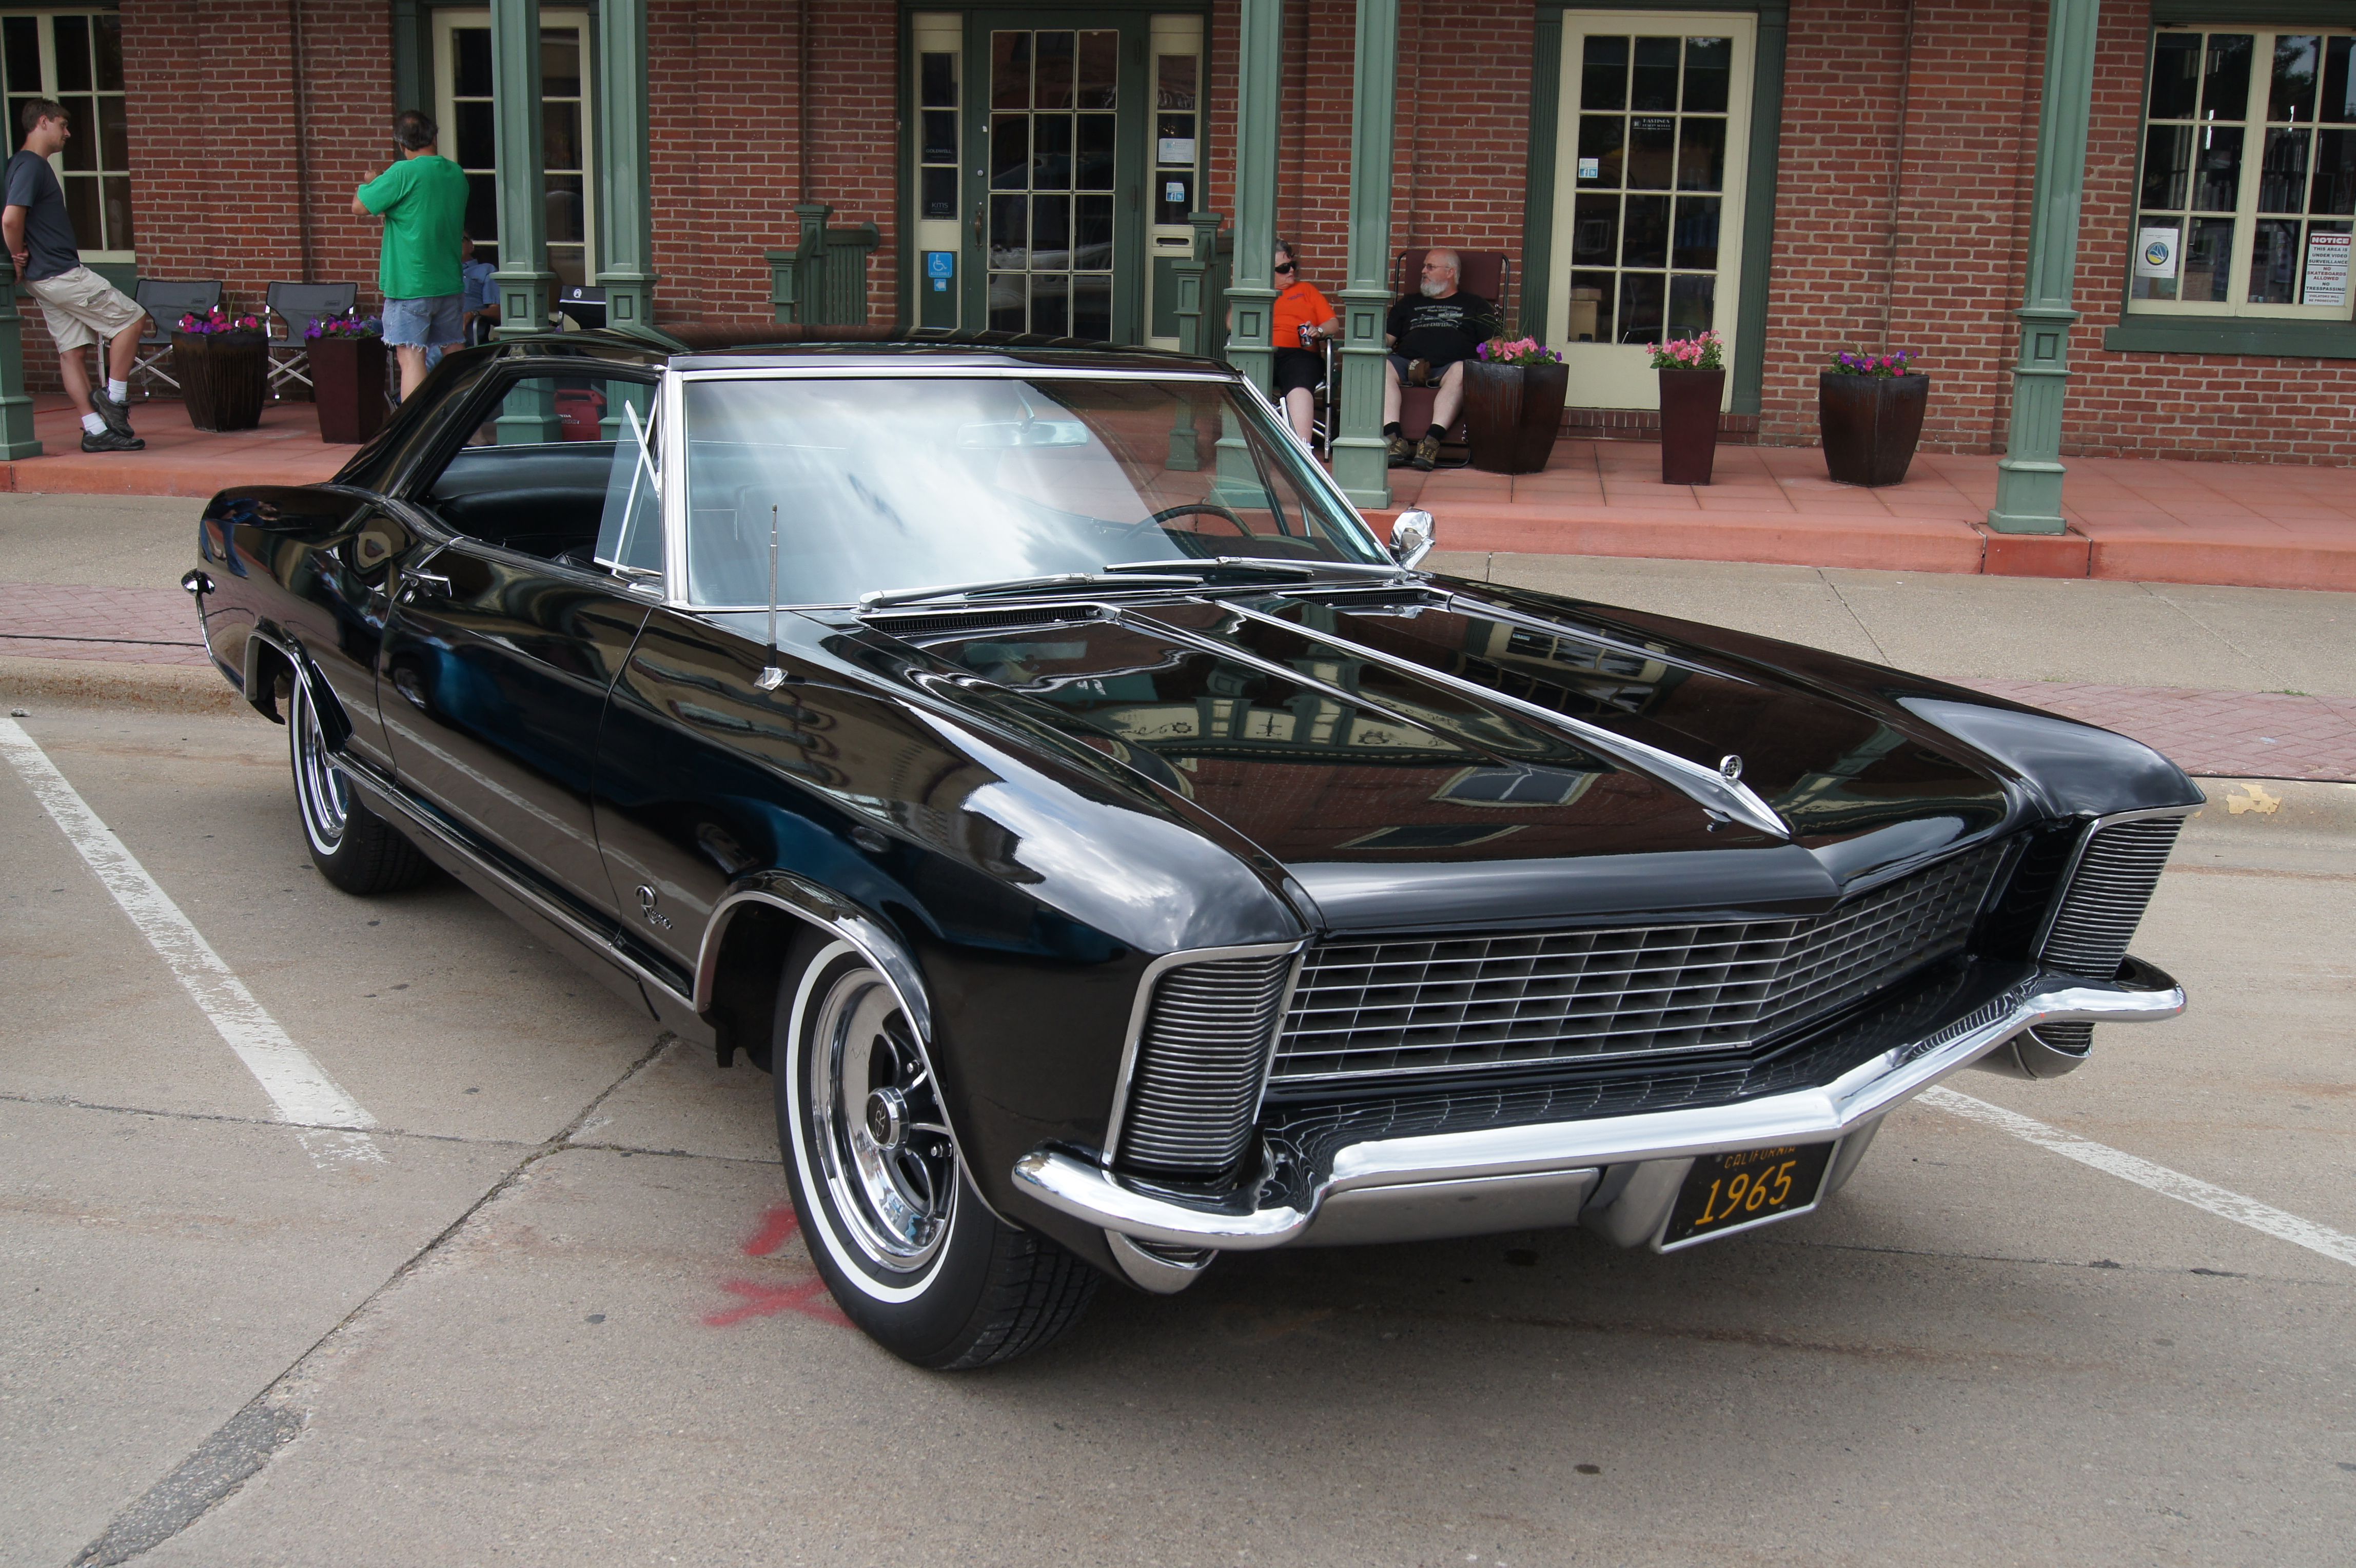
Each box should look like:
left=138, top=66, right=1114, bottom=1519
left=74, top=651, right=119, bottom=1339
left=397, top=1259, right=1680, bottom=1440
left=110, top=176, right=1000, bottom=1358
left=1988, top=0, right=2101, bottom=536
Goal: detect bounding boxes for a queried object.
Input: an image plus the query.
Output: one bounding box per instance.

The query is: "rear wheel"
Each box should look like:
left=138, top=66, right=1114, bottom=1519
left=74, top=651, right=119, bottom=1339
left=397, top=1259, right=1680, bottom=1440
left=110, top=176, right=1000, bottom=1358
left=776, top=942, right=1097, bottom=1368
left=289, top=674, right=430, bottom=895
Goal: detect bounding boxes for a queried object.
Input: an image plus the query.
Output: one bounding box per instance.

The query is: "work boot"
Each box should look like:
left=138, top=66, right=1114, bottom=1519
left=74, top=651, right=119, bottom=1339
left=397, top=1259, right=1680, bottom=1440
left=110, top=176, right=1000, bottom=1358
left=80, top=426, right=145, bottom=453
left=92, top=391, right=135, bottom=439
left=1412, top=434, right=1441, bottom=471
left=1385, top=433, right=1413, bottom=467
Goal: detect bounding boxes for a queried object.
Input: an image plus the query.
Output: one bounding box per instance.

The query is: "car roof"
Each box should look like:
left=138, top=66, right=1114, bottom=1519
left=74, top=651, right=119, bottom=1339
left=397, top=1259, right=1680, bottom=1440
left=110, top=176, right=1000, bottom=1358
left=489, top=328, right=1234, bottom=378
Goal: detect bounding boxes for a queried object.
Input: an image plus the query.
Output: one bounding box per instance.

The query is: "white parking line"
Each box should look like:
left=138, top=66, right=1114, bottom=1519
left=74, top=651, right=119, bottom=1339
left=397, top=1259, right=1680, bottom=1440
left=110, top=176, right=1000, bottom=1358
left=1922, top=1086, right=2356, bottom=1270
left=0, top=717, right=383, bottom=1167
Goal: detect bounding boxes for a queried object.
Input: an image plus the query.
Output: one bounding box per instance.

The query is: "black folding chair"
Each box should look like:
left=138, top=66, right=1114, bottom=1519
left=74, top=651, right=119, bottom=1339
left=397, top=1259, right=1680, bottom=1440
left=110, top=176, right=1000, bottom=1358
left=265, top=282, right=358, bottom=399
left=130, top=278, right=222, bottom=397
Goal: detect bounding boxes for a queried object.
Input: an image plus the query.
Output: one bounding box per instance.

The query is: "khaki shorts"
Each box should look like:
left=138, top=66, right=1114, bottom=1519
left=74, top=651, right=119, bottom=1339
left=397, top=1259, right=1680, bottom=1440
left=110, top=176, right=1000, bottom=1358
left=25, top=266, right=147, bottom=352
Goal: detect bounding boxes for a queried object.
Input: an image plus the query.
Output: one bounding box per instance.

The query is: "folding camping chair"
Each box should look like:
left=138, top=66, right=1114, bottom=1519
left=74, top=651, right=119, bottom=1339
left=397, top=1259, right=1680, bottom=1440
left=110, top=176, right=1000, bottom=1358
left=1389, top=248, right=1513, bottom=467
left=129, top=278, right=222, bottom=397
left=264, top=282, right=358, bottom=398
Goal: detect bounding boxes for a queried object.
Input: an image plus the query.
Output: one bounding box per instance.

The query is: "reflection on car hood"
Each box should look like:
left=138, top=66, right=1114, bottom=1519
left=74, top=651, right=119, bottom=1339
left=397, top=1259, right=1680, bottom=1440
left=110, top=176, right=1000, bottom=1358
left=870, top=579, right=2027, bottom=930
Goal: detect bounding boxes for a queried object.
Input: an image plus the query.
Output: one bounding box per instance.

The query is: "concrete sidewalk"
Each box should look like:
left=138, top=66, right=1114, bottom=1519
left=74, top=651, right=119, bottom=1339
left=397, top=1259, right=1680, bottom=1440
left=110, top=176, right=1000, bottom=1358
left=3, top=492, right=2351, bottom=782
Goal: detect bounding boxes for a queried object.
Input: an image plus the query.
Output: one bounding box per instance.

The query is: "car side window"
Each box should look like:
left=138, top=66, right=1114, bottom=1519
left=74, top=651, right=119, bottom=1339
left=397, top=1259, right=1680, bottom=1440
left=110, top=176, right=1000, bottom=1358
left=416, top=370, right=659, bottom=570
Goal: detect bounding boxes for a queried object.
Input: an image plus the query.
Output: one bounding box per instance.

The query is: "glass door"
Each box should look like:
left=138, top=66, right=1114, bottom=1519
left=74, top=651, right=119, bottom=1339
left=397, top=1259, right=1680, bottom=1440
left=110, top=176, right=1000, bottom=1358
left=1546, top=13, right=1755, bottom=408
left=435, top=8, right=597, bottom=287
left=963, top=15, right=1147, bottom=341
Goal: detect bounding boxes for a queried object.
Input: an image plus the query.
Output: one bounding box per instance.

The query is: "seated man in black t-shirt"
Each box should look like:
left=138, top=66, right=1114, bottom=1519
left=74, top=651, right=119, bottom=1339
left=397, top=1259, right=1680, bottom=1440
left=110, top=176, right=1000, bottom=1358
left=1383, top=250, right=1499, bottom=470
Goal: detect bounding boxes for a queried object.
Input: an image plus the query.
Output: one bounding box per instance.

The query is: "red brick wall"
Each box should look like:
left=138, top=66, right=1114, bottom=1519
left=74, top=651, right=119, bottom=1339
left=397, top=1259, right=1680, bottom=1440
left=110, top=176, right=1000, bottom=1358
left=1763, top=0, right=2356, bottom=464
left=64, top=0, right=2356, bottom=463
left=2063, top=2, right=2356, bottom=463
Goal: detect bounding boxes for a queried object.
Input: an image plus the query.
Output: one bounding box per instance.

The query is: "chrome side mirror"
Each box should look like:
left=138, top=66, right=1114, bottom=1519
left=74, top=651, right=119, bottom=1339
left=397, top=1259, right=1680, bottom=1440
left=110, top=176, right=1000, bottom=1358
left=1390, top=509, right=1436, bottom=571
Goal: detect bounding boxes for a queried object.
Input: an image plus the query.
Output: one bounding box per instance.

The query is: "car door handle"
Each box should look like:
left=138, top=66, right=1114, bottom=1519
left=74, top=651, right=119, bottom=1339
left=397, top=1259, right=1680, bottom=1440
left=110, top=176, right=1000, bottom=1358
left=402, top=569, right=452, bottom=601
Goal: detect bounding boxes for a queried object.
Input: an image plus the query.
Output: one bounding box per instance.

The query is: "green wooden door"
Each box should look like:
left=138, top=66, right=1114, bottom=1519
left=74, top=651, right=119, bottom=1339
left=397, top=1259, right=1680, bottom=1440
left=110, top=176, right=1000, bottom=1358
left=962, top=15, right=1150, bottom=342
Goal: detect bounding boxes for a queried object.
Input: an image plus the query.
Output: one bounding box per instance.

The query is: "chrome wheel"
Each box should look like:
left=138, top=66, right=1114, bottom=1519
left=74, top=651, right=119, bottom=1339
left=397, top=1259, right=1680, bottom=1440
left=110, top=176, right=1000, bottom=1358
left=291, top=677, right=349, bottom=856
left=806, top=964, right=955, bottom=1273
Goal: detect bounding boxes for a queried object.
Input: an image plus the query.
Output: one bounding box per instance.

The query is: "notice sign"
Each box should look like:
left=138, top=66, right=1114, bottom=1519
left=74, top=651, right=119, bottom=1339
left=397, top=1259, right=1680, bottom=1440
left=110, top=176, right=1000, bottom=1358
left=1157, top=136, right=1195, bottom=165
left=2135, top=225, right=2180, bottom=280
left=924, top=250, right=954, bottom=293
left=1578, top=156, right=1601, bottom=180
left=2305, top=231, right=2350, bottom=308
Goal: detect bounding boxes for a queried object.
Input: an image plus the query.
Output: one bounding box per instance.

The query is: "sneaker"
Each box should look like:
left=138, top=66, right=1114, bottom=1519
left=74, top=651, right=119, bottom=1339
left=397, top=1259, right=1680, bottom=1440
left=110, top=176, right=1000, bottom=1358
left=81, top=426, right=145, bottom=453
left=92, top=391, right=135, bottom=439
left=1412, top=434, right=1441, bottom=471
left=1384, top=433, right=1413, bottom=467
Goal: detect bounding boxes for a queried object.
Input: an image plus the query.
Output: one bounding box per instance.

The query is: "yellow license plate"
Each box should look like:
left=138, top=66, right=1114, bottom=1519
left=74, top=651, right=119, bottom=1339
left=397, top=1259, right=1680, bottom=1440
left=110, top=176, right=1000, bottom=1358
left=1659, top=1142, right=1835, bottom=1250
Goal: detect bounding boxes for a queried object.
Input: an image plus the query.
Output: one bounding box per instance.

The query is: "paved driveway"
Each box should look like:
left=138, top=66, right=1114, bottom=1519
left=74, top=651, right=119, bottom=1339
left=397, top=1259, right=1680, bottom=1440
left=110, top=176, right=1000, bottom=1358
left=4, top=704, right=2351, bottom=1567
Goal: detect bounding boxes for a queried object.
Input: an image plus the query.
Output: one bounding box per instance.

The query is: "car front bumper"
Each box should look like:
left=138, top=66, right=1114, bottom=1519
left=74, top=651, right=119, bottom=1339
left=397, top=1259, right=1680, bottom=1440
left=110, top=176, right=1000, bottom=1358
left=1013, top=957, right=2184, bottom=1270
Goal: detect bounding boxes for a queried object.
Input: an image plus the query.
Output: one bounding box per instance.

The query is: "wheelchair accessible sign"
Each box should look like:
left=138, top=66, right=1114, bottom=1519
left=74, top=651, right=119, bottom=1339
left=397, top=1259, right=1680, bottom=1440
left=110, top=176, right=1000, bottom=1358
left=926, top=251, right=955, bottom=292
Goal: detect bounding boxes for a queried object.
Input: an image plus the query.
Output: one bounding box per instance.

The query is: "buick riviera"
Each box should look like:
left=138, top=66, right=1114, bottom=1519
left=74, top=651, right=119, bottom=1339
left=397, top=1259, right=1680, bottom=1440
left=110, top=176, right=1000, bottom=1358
left=184, top=335, right=2194, bottom=1368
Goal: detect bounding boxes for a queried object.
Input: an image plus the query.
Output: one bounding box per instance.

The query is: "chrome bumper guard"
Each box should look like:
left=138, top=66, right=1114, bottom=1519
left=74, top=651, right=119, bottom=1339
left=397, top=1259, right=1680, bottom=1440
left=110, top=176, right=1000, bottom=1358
left=1013, top=958, right=2184, bottom=1255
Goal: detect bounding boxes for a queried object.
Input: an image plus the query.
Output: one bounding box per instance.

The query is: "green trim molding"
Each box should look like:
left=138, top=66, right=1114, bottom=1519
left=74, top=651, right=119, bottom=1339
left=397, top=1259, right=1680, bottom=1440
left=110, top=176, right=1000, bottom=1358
left=1523, top=2, right=1787, bottom=418
left=2150, top=2, right=2354, bottom=25
left=2103, top=318, right=2356, bottom=358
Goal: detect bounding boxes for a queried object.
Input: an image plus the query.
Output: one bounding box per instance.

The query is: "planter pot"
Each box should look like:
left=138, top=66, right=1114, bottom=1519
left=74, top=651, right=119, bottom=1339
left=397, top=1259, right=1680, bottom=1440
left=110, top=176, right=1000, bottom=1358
left=1818, top=371, right=1929, bottom=487
left=310, top=334, right=389, bottom=444
left=1463, top=360, right=1570, bottom=475
left=1657, top=367, right=1725, bottom=484
left=171, top=330, right=267, bottom=432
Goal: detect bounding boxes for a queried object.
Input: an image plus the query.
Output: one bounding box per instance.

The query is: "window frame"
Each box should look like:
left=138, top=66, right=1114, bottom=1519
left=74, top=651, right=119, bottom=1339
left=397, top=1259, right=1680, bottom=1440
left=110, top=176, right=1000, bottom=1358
left=431, top=6, right=600, bottom=289
left=0, top=6, right=134, bottom=262
left=2123, top=24, right=2355, bottom=324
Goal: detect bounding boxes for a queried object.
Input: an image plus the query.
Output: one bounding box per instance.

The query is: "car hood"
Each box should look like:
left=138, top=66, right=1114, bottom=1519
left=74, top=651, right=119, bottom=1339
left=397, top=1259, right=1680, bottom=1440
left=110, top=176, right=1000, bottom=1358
left=859, top=579, right=2050, bottom=932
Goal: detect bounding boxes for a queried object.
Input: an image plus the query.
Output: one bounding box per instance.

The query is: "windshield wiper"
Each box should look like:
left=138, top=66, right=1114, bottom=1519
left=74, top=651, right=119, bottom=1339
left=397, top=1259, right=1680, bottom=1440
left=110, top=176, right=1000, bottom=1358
left=859, top=571, right=1205, bottom=610
left=1105, top=557, right=1407, bottom=580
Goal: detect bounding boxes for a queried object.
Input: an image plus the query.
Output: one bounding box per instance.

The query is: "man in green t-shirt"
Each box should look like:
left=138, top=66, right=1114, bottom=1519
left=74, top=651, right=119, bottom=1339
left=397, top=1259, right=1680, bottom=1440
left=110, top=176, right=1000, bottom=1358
left=352, top=109, right=470, bottom=399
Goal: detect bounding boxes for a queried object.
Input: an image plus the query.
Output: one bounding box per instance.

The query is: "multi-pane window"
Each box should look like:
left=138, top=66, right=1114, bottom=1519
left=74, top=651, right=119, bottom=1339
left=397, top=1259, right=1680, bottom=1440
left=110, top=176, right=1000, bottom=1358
left=1153, top=49, right=1196, bottom=225
left=918, top=49, right=959, bottom=222
left=987, top=28, right=1117, bottom=338
left=438, top=11, right=597, bottom=287
left=1569, top=34, right=1731, bottom=344
left=2132, top=29, right=2355, bottom=316
left=0, top=10, right=131, bottom=256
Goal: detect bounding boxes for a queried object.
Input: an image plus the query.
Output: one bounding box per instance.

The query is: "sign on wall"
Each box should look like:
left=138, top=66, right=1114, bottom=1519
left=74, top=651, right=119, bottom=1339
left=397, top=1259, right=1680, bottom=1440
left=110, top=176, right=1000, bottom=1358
left=2306, top=232, right=2350, bottom=309
left=2134, top=226, right=2179, bottom=281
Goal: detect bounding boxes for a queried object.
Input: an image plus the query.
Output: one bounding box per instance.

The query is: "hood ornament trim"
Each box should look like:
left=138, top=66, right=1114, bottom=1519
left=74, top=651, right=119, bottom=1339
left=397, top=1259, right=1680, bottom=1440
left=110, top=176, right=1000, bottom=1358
left=1219, top=602, right=1792, bottom=840
left=1719, top=754, right=1743, bottom=784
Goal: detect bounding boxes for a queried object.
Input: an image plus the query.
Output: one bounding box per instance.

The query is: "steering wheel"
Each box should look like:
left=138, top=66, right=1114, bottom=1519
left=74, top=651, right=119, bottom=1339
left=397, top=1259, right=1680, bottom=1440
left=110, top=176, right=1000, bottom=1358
left=1121, top=501, right=1256, bottom=544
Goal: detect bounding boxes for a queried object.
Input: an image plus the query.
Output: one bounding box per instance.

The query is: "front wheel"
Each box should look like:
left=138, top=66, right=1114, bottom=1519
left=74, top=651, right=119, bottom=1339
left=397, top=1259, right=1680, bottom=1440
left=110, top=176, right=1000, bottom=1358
left=776, top=942, right=1098, bottom=1368
left=289, top=673, right=430, bottom=895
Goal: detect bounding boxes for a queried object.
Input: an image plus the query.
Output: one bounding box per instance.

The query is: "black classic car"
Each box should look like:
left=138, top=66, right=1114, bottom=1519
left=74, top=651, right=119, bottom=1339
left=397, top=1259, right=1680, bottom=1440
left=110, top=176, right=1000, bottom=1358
left=186, top=332, right=2195, bottom=1368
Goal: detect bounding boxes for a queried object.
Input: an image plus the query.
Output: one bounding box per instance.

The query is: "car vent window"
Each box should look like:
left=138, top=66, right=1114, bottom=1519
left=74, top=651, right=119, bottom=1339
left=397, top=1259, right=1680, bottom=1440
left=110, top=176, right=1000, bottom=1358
left=595, top=390, right=663, bottom=574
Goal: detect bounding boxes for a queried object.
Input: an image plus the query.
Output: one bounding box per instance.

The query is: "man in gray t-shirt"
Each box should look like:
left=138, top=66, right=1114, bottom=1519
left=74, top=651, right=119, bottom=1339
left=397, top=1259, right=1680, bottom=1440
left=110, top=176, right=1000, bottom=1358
left=3, top=98, right=146, bottom=450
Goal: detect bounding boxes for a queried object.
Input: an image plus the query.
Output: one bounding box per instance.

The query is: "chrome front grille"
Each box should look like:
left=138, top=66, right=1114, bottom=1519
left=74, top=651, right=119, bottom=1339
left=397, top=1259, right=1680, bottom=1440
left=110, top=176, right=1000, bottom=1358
left=1272, top=844, right=2006, bottom=1085
left=1114, top=950, right=1297, bottom=1175
left=2030, top=814, right=2185, bottom=1054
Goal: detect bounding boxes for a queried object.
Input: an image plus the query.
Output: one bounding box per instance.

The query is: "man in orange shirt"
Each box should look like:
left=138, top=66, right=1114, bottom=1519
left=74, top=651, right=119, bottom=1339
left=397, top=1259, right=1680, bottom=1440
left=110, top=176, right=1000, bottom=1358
left=1266, top=240, right=1340, bottom=446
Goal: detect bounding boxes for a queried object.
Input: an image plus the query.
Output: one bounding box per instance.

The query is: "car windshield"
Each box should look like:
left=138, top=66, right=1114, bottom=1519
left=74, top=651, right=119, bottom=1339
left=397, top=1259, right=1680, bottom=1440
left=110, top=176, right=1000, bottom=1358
left=678, top=374, right=1389, bottom=607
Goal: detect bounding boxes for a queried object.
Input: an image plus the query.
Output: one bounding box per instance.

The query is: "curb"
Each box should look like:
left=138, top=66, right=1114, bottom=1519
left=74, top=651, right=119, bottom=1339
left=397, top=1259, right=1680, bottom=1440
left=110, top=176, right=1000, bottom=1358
left=0, top=654, right=238, bottom=715
left=2185, top=777, right=2356, bottom=836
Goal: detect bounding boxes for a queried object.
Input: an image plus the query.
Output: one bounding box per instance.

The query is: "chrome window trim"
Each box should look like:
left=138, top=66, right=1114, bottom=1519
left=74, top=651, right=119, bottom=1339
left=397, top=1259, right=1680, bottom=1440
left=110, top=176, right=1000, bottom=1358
left=658, top=366, right=688, bottom=602
left=674, top=364, right=1241, bottom=385
left=2030, top=802, right=2199, bottom=957
left=1102, top=940, right=1307, bottom=1169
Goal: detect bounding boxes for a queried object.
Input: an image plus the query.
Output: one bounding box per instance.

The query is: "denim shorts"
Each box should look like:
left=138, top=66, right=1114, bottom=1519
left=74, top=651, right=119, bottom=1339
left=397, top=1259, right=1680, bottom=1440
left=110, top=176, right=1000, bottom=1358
left=383, top=294, right=465, bottom=349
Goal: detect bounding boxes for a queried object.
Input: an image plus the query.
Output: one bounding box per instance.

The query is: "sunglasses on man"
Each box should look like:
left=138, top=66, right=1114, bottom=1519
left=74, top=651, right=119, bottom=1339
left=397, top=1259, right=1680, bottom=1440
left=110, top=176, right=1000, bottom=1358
left=1274, top=260, right=1295, bottom=274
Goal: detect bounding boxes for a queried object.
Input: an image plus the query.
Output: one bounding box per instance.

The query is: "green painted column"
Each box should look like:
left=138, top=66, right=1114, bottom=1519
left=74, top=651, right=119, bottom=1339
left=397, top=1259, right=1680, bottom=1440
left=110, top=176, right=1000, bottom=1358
left=489, top=0, right=555, bottom=340
left=1225, top=0, right=1282, bottom=397
left=1331, top=0, right=1399, bottom=508
left=1988, top=0, right=2100, bottom=536
left=595, top=0, right=658, bottom=339
left=0, top=285, right=42, bottom=458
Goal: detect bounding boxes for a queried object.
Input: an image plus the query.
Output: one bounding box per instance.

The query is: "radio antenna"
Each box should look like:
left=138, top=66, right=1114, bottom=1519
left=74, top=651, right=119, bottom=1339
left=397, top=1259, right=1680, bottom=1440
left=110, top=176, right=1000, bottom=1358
left=757, top=504, right=786, bottom=690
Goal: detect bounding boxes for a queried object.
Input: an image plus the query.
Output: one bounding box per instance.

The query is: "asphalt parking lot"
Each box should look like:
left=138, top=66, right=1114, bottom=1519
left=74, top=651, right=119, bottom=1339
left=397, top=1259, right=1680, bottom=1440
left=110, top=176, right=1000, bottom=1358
left=5, top=700, right=2352, bottom=1568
